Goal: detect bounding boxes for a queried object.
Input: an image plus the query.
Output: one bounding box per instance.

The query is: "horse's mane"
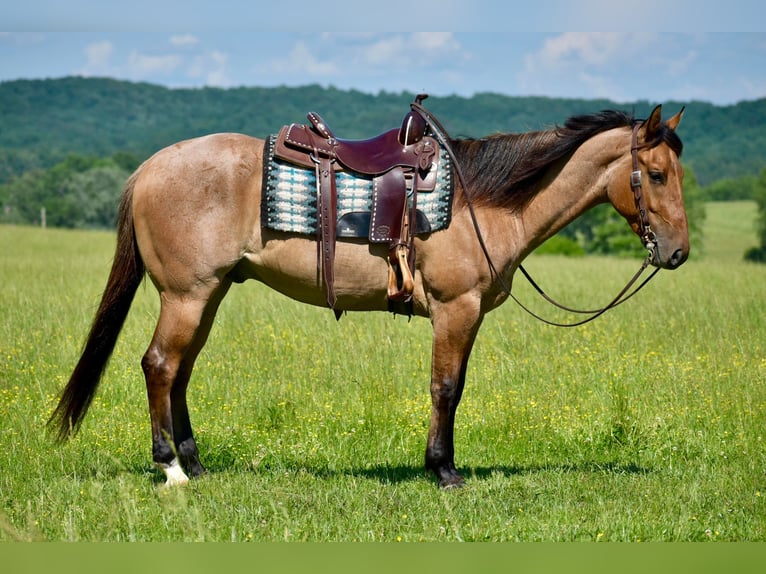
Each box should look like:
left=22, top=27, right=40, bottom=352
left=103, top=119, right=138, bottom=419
left=450, top=109, right=683, bottom=211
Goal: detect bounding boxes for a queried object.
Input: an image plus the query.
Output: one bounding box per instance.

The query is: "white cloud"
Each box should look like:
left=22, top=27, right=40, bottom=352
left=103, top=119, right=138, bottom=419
left=359, top=35, right=406, bottom=66
left=80, top=40, right=114, bottom=76
left=127, top=50, right=182, bottom=77
left=410, top=32, right=460, bottom=52
left=188, top=50, right=230, bottom=86
left=86, top=41, right=112, bottom=65
left=518, top=32, right=660, bottom=101
left=169, top=34, right=199, bottom=48
left=259, top=32, right=467, bottom=95
left=532, top=32, right=639, bottom=68
left=356, top=33, right=460, bottom=67
left=268, top=41, right=339, bottom=77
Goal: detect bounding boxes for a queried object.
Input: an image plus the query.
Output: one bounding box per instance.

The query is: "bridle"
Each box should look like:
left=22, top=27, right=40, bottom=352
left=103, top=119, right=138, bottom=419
left=630, top=122, right=658, bottom=261
left=411, top=100, right=660, bottom=328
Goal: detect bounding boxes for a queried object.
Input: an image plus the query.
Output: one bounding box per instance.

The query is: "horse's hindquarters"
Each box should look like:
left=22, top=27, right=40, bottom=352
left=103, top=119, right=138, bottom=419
left=132, top=133, right=265, bottom=294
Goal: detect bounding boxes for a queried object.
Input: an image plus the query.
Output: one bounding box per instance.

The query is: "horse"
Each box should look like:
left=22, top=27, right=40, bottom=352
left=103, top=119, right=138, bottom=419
left=48, top=103, right=688, bottom=488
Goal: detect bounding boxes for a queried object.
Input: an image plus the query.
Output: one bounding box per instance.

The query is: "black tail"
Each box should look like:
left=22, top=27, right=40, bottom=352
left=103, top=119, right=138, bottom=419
left=48, top=172, right=145, bottom=441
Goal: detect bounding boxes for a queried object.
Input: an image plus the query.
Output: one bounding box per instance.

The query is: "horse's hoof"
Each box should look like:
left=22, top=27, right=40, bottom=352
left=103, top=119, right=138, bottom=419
left=158, top=458, right=190, bottom=487
left=439, top=476, right=465, bottom=489
left=435, top=468, right=465, bottom=489
left=186, top=461, right=208, bottom=478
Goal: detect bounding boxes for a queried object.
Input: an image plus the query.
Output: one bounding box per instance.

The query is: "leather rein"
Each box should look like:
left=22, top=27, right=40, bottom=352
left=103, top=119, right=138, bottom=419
left=411, top=101, right=660, bottom=328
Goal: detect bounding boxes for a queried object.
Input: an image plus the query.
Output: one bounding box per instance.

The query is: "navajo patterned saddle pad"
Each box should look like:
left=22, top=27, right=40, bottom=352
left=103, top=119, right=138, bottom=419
left=261, top=134, right=455, bottom=238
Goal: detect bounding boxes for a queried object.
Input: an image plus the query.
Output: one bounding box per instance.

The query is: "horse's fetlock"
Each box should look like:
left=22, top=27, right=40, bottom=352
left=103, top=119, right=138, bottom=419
left=425, top=448, right=449, bottom=471
left=177, top=437, right=198, bottom=459
left=152, top=439, right=176, bottom=466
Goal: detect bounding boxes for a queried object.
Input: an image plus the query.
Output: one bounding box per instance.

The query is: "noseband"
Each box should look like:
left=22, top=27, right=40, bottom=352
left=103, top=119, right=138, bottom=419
left=412, top=101, right=660, bottom=328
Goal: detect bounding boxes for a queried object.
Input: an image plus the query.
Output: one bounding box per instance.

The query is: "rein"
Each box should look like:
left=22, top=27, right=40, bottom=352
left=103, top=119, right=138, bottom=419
left=411, top=99, right=660, bottom=328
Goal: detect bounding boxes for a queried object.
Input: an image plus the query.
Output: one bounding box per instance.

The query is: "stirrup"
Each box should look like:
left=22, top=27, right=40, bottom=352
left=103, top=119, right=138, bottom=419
left=387, top=244, right=415, bottom=302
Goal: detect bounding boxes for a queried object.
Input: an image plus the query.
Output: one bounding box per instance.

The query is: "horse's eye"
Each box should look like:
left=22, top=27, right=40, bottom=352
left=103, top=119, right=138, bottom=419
left=649, top=171, right=665, bottom=184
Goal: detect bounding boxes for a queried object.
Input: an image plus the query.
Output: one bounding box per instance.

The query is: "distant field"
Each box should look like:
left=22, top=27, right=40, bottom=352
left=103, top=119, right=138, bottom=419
left=703, top=201, right=760, bottom=261
left=0, top=202, right=764, bottom=541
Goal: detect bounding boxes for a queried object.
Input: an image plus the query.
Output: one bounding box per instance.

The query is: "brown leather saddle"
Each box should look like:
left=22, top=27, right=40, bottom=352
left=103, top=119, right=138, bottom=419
left=273, top=94, right=438, bottom=311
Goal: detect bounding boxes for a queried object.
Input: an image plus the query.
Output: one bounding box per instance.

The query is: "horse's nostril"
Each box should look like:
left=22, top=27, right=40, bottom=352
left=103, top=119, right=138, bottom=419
left=668, top=248, right=687, bottom=269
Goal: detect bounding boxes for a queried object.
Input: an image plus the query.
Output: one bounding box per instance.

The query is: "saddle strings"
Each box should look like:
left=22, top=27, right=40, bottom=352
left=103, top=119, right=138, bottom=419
left=410, top=101, right=660, bottom=328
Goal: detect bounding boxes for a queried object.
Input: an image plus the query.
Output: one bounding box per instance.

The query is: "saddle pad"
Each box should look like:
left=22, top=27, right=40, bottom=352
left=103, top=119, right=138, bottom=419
left=262, top=135, right=454, bottom=237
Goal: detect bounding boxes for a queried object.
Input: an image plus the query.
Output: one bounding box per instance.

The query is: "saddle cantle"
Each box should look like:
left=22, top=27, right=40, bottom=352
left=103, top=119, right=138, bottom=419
left=269, top=94, right=447, bottom=313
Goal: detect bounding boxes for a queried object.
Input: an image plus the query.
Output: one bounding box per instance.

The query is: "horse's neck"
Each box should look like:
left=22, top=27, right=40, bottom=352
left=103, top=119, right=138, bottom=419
left=516, top=128, right=628, bottom=252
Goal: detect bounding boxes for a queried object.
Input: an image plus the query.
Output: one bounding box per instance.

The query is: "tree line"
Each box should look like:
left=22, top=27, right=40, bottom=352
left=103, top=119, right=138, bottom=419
left=0, top=152, right=140, bottom=229
left=2, top=77, right=765, bottom=186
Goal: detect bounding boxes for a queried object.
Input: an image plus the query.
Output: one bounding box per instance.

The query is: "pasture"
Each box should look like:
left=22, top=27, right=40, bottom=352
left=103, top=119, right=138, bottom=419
left=0, top=201, right=764, bottom=541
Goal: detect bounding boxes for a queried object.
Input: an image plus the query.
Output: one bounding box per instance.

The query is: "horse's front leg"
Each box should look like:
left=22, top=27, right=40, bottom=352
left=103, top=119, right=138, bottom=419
left=425, top=297, right=483, bottom=488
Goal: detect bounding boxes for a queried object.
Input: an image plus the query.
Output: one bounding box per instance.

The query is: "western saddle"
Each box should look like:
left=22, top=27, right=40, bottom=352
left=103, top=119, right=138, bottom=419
left=273, top=94, right=439, bottom=313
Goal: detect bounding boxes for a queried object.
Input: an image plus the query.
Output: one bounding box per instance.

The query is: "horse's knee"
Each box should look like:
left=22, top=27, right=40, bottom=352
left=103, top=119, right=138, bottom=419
left=430, top=376, right=462, bottom=411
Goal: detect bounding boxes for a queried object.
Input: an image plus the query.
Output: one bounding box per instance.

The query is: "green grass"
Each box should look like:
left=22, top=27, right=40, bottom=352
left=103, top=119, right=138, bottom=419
left=1, top=202, right=764, bottom=541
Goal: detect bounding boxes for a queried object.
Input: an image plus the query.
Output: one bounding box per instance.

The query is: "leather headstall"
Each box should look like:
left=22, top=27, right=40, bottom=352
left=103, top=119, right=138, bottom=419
left=630, top=123, right=657, bottom=260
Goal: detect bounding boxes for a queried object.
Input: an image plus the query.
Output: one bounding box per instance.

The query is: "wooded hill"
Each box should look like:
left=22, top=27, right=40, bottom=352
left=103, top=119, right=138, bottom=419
left=1, top=76, right=765, bottom=187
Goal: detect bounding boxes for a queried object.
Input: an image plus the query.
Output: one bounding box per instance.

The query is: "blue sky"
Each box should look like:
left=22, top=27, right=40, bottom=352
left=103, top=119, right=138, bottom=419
left=2, top=3, right=765, bottom=105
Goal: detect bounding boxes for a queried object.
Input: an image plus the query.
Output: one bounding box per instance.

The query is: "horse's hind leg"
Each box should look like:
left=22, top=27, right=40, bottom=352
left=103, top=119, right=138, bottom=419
left=141, top=281, right=231, bottom=485
left=170, top=284, right=232, bottom=478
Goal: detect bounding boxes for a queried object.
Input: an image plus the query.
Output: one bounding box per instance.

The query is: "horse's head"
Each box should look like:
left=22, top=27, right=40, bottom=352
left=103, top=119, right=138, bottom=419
left=608, top=105, right=688, bottom=269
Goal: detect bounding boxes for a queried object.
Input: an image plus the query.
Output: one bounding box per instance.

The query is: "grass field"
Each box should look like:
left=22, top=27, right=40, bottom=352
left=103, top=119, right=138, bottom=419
left=0, top=202, right=764, bottom=541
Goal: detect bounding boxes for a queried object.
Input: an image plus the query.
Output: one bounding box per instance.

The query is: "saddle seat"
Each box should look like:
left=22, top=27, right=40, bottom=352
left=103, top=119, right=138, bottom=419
left=278, top=110, right=434, bottom=175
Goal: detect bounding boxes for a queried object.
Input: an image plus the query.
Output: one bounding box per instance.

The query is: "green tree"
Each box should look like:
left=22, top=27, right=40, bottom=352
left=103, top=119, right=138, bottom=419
left=0, top=168, right=48, bottom=225
left=702, top=174, right=757, bottom=201
left=681, top=165, right=706, bottom=256
left=744, top=167, right=766, bottom=262
left=0, top=154, right=129, bottom=228
left=56, top=165, right=129, bottom=228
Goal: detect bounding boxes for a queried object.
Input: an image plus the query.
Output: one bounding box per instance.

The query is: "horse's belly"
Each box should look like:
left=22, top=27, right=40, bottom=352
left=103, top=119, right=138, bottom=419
left=238, top=236, right=404, bottom=312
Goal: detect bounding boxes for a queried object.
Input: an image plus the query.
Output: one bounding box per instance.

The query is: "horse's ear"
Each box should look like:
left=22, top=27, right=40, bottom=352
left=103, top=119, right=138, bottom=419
left=664, top=106, right=685, bottom=131
left=640, top=104, right=663, bottom=141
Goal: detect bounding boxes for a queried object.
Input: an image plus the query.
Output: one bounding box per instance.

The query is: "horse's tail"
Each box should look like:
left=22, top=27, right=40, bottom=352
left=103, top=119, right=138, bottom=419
left=48, top=171, right=145, bottom=442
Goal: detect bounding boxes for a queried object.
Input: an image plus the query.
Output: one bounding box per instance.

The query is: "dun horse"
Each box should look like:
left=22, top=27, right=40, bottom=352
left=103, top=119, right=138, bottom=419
left=49, top=102, right=687, bottom=488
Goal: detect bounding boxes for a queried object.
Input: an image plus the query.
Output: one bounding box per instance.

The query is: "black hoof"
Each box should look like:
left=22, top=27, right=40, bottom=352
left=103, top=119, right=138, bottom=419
left=186, top=461, right=207, bottom=478
left=178, top=454, right=207, bottom=478
left=438, top=472, right=465, bottom=489
left=428, top=463, right=465, bottom=488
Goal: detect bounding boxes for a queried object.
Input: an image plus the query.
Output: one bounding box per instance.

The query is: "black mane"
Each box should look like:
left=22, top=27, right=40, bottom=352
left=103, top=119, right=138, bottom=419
left=450, top=110, right=682, bottom=211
